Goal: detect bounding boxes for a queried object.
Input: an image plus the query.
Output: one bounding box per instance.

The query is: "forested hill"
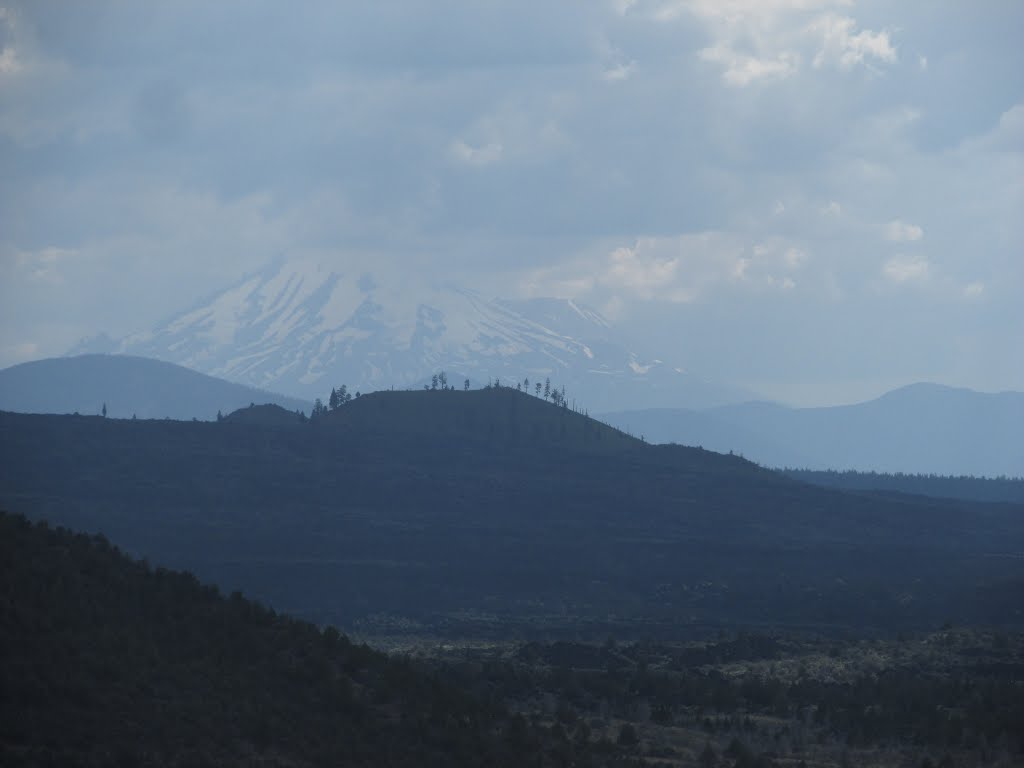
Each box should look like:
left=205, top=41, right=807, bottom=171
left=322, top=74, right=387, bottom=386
left=1, top=388, right=1022, bottom=637
left=0, top=511, right=608, bottom=768
left=320, top=387, right=642, bottom=451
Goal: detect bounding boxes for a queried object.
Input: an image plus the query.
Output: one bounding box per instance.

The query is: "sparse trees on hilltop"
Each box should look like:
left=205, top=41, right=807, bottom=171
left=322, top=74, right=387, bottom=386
left=329, top=386, right=352, bottom=410
left=311, top=398, right=328, bottom=420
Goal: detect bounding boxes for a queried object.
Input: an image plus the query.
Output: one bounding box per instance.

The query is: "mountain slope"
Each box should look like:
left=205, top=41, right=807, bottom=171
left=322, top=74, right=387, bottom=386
left=72, top=258, right=752, bottom=411
left=0, top=511, right=579, bottom=768
left=602, top=383, right=1024, bottom=476
left=2, top=389, right=1021, bottom=636
left=0, top=354, right=311, bottom=420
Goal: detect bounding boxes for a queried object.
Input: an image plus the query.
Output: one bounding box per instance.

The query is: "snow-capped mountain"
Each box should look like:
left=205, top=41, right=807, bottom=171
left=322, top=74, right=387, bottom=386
left=73, top=260, right=750, bottom=412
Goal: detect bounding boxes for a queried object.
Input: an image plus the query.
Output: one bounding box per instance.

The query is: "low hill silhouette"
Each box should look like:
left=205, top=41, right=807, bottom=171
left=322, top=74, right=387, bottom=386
left=223, top=402, right=307, bottom=426
left=1, top=387, right=1021, bottom=637
left=322, top=387, right=640, bottom=452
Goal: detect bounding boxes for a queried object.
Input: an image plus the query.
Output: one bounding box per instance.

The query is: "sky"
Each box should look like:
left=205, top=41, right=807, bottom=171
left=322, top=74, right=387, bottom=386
left=0, top=0, right=1021, bottom=406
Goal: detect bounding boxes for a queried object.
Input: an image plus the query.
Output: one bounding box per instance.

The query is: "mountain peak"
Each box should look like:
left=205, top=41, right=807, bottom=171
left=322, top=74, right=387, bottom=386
left=72, top=259, right=752, bottom=411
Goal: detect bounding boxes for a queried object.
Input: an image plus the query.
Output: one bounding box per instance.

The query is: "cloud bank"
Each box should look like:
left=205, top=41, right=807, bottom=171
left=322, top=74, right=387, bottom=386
left=0, top=0, right=1021, bottom=404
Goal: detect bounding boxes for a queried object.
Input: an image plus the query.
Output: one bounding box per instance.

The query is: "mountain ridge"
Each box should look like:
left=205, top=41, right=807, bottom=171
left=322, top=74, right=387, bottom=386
left=71, top=258, right=754, bottom=411
left=2, top=389, right=1021, bottom=635
left=602, top=382, right=1024, bottom=477
left=0, top=354, right=311, bottom=420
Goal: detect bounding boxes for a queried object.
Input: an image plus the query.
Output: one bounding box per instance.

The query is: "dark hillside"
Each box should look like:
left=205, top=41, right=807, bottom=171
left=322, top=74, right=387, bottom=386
left=0, top=512, right=606, bottom=768
left=1, top=389, right=1022, bottom=637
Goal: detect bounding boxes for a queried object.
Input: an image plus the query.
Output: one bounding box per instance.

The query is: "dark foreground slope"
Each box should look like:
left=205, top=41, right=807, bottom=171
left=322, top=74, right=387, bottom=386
left=0, top=512, right=618, bottom=768
left=0, top=354, right=311, bottom=420
left=1, top=388, right=1022, bottom=636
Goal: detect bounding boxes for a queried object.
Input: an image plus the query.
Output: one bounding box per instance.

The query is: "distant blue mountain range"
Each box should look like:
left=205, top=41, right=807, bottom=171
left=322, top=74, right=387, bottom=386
left=602, top=383, right=1024, bottom=477
left=0, top=354, right=311, bottom=421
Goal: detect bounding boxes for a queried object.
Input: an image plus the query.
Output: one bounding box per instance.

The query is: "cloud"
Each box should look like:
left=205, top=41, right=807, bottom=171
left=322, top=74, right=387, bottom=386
left=808, top=14, right=896, bottom=71
left=0, top=1, right=1021, bottom=400
left=884, top=219, right=923, bottom=242
left=699, top=45, right=799, bottom=86
left=449, top=139, right=503, bottom=166
left=646, top=0, right=896, bottom=86
left=0, top=45, right=18, bottom=74
left=15, top=246, right=78, bottom=283
left=963, top=281, right=984, bottom=298
left=603, top=59, right=637, bottom=82
left=0, top=6, right=22, bottom=75
left=522, top=233, right=812, bottom=304
left=881, top=254, right=929, bottom=283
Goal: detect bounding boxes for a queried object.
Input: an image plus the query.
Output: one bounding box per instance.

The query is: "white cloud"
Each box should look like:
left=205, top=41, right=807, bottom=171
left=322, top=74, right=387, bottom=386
left=648, top=1, right=896, bottom=85
left=0, top=45, right=19, bottom=74
left=784, top=247, right=808, bottom=267
left=0, top=6, right=22, bottom=75
left=881, top=254, right=929, bottom=283
left=699, top=45, right=799, bottom=86
left=0, top=1, right=1021, bottom=398
left=603, top=60, right=637, bottom=82
left=809, top=14, right=896, bottom=71
left=449, top=139, right=503, bottom=167
left=963, top=281, right=984, bottom=298
left=885, top=219, right=923, bottom=242
left=16, top=246, right=78, bottom=283
left=522, top=233, right=812, bottom=304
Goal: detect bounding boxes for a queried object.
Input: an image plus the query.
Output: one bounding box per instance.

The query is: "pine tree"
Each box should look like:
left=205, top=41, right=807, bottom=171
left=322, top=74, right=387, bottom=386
left=544, top=378, right=551, bottom=400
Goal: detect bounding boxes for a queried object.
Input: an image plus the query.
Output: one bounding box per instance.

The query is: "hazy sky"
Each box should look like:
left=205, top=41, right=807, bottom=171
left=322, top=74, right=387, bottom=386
left=1, top=1, right=1021, bottom=405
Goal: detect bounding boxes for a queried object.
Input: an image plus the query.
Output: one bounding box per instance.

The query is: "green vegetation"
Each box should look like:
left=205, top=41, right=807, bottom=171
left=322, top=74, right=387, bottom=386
left=2, top=383, right=1023, bottom=767
left=8, top=509, right=1015, bottom=767
left=0, top=512, right=645, bottom=767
